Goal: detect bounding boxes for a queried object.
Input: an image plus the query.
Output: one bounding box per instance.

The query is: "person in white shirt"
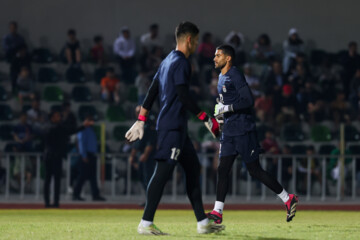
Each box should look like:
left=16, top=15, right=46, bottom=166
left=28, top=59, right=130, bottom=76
left=113, top=26, right=136, bottom=83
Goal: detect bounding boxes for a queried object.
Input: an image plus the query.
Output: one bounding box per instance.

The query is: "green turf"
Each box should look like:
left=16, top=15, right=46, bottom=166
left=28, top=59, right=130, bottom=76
left=0, top=209, right=359, bottom=239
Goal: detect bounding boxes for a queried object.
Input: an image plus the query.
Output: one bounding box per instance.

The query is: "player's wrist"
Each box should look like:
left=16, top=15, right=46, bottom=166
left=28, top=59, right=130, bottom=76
left=138, top=114, right=147, bottom=122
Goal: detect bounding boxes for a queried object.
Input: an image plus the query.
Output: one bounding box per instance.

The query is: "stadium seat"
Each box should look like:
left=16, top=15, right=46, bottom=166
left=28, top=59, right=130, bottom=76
left=37, top=67, right=58, bottom=83
left=94, top=67, right=107, bottom=83
left=0, top=104, right=13, bottom=121
left=71, top=86, right=92, bottom=102
left=282, top=124, right=306, bottom=141
left=311, top=125, right=332, bottom=142
left=127, top=86, right=138, bottom=103
left=78, top=105, right=99, bottom=121
left=319, top=144, right=336, bottom=155
left=291, top=145, right=307, bottom=155
left=0, top=124, right=14, bottom=140
left=0, top=86, right=8, bottom=101
left=113, top=125, right=129, bottom=141
left=32, top=48, right=54, bottom=63
left=106, top=105, right=126, bottom=122
left=66, top=67, right=86, bottom=83
left=43, top=86, right=64, bottom=102
left=345, top=125, right=360, bottom=141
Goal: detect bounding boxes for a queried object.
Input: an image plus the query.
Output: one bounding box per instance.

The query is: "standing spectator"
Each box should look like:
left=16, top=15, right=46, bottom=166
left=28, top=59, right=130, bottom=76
left=263, top=60, right=288, bottom=96
left=224, top=31, right=246, bottom=66
left=10, top=46, right=31, bottom=94
left=140, top=23, right=161, bottom=52
left=146, top=46, right=164, bottom=78
left=62, top=29, right=81, bottom=65
left=261, top=129, right=281, bottom=176
left=12, top=113, right=33, bottom=152
left=274, top=84, right=298, bottom=129
left=2, top=21, right=25, bottom=62
left=255, top=91, right=274, bottom=124
left=283, top=28, right=305, bottom=74
left=17, top=66, right=35, bottom=107
left=340, top=42, right=360, bottom=98
left=135, top=68, right=151, bottom=105
left=243, top=63, right=261, bottom=97
left=288, top=63, right=312, bottom=95
left=90, top=35, right=105, bottom=65
left=100, top=67, right=122, bottom=104
left=43, top=111, right=93, bottom=208
left=62, top=101, right=77, bottom=130
left=251, top=33, right=274, bottom=62
left=113, top=26, right=136, bottom=83
left=197, top=32, right=216, bottom=68
left=73, top=115, right=105, bottom=201
left=349, top=68, right=360, bottom=117
left=330, top=91, right=350, bottom=125
left=26, top=99, right=48, bottom=136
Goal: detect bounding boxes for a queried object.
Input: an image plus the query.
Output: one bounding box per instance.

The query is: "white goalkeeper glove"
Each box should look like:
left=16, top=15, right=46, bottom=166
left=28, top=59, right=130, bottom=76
left=125, top=120, right=145, bottom=142
left=214, top=98, right=233, bottom=117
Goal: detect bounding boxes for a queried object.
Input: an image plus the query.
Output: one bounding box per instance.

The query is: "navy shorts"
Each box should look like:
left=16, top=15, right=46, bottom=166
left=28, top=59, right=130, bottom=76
left=154, top=130, right=198, bottom=165
left=219, top=131, right=260, bottom=163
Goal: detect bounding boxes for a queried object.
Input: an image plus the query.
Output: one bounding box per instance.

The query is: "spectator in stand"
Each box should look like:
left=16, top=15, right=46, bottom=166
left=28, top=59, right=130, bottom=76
left=283, top=28, right=305, bottom=74
left=90, top=35, right=105, bottom=65
left=26, top=99, right=48, bottom=135
left=73, top=115, right=106, bottom=201
left=224, top=31, right=246, bottom=66
left=197, top=32, right=216, bottom=68
left=340, top=42, right=360, bottom=98
left=328, top=144, right=352, bottom=184
left=317, top=57, right=341, bottom=102
left=349, top=68, right=360, bottom=118
left=209, top=70, right=220, bottom=105
left=2, top=21, right=25, bottom=62
left=251, top=33, right=274, bottom=62
left=141, top=23, right=161, bottom=52
left=330, top=91, right=351, bottom=125
left=135, top=67, right=151, bottom=105
left=10, top=46, right=31, bottom=94
left=100, top=67, right=122, bottom=104
left=288, top=63, right=312, bottom=95
left=113, top=26, right=136, bottom=84
left=17, top=66, right=35, bottom=107
left=146, top=46, right=164, bottom=78
left=274, top=84, right=298, bottom=130
left=62, top=29, right=81, bottom=65
left=263, top=60, right=288, bottom=97
left=243, top=63, right=261, bottom=98
left=281, top=145, right=293, bottom=189
left=255, top=91, right=274, bottom=124
left=189, top=62, right=202, bottom=102
left=12, top=113, right=33, bottom=152
left=288, top=52, right=310, bottom=74
left=62, top=101, right=77, bottom=131
left=297, top=80, right=325, bottom=123
left=261, top=129, right=281, bottom=176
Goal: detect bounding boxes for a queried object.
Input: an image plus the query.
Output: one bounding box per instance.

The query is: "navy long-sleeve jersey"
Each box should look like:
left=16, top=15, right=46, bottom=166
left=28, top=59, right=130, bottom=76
left=217, top=66, right=256, bottom=136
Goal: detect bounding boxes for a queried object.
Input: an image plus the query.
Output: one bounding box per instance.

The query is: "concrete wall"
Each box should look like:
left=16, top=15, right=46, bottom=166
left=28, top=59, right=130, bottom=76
left=1, top=0, right=359, bottom=54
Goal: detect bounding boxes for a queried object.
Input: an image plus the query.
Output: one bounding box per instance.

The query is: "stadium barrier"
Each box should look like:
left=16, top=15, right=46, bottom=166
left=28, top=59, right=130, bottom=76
left=0, top=153, right=358, bottom=201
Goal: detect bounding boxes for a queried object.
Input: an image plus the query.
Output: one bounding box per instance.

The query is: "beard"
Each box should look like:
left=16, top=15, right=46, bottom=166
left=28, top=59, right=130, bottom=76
left=215, top=61, right=226, bottom=70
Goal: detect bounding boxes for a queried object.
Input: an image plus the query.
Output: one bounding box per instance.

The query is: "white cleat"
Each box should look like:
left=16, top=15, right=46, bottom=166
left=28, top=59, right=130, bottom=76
left=197, top=220, right=225, bottom=234
left=137, top=223, right=169, bottom=235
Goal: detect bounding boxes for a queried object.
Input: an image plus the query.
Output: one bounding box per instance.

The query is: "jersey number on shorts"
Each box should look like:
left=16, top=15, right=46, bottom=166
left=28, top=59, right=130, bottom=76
left=170, top=148, right=181, bottom=161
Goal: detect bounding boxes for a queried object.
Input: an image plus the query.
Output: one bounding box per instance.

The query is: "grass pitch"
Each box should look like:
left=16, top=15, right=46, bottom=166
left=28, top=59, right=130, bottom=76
left=0, top=209, right=359, bottom=239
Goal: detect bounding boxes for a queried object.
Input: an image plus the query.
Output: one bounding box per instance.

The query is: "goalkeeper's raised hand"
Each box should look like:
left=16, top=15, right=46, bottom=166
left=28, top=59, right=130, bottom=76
left=198, top=112, right=220, bottom=138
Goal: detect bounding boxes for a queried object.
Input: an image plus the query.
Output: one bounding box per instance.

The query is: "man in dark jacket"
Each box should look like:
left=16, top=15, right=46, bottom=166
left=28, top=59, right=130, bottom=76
left=43, top=110, right=93, bottom=208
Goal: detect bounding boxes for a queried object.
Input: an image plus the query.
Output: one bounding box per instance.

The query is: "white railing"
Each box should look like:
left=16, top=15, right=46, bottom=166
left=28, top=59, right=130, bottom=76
left=0, top=153, right=358, bottom=201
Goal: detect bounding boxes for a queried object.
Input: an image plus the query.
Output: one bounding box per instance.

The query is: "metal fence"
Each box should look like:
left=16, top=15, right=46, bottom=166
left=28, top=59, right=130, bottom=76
left=0, top=153, right=359, bottom=201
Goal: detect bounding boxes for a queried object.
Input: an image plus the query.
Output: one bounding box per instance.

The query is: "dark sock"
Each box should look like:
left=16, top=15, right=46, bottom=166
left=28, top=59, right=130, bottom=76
left=246, top=159, right=283, bottom=194
left=216, top=155, right=237, bottom=202
left=142, top=161, right=175, bottom=221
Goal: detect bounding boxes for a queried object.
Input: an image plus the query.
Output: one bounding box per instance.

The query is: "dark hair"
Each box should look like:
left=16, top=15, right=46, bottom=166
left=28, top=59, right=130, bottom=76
left=175, top=21, right=199, bottom=40
left=150, top=23, right=159, bottom=30
left=202, top=32, right=212, bottom=43
left=9, top=21, right=18, bottom=27
left=107, top=67, right=115, bottom=73
left=94, top=35, right=103, bottom=43
left=62, top=101, right=71, bottom=108
left=49, top=110, right=60, bottom=120
left=68, top=29, right=76, bottom=35
left=258, top=34, right=271, bottom=46
left=216, top=44, right=235, bottom=62
left=349, top=41, right=357, bottom=48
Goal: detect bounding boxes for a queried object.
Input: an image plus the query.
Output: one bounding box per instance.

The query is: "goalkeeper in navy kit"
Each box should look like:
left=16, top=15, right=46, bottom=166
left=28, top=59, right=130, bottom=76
left=207, top=45, right=298, bottom=224
left=125, top=21, right=224, bottom=235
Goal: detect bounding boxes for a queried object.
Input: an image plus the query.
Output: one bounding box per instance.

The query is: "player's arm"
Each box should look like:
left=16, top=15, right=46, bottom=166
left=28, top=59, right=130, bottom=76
left=176, top=84, right=219, bottom=138
left=125, top=76, right=159, bottom=142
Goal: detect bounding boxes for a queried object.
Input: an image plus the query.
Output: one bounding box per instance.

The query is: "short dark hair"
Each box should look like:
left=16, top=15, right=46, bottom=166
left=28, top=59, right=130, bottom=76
left=107, top=67, right=115, bottom=73
left=94, top=35, right=103, bottom=43
left=175, top=21, right=199, bottom=40
left=216, top=44, right=235, bottom=62
left=349, top=41, right=357, bottom=48
left=68, top=29, right=76, bottom=36
left=9, top=21, right=18, bottom=27
left=150, top=23, right=158, bottom=30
